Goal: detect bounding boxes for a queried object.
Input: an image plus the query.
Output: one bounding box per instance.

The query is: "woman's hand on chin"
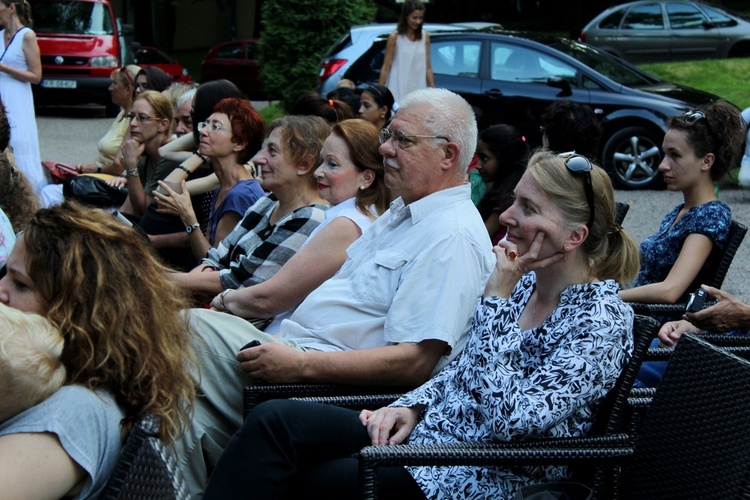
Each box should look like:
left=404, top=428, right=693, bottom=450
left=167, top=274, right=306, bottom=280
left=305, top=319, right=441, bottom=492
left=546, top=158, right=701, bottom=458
left=484, top=232, right=563, bottom=298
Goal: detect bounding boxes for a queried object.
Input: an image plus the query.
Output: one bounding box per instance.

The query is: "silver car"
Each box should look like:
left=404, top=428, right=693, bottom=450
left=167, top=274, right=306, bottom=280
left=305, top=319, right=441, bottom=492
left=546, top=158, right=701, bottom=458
left=579, top=1, right=750, bottom=64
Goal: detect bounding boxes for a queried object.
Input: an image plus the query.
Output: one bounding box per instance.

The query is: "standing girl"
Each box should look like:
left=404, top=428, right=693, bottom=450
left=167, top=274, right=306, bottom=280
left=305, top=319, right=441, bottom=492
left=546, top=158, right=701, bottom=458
left=0, top=0, right=44, bottom=193
left=379, top=0, right=434, bottom=102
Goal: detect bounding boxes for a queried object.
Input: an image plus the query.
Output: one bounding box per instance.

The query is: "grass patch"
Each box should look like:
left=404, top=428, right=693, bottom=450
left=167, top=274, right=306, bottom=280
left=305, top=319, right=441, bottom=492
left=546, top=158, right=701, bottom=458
left=259, top=102, right=286, bottom=123
left=640, top=58, right=750, bottom=109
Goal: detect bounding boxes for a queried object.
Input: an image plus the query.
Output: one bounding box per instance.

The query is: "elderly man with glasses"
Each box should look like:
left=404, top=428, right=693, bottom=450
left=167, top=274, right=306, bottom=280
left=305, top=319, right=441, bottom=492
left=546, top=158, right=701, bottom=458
left=178, top=87, right=494, bottom=495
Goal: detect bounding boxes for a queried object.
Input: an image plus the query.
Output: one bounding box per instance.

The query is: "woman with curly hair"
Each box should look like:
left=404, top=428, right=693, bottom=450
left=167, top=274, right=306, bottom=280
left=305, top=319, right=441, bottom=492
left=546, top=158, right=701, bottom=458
left=0, top=201, right=196, bottom=498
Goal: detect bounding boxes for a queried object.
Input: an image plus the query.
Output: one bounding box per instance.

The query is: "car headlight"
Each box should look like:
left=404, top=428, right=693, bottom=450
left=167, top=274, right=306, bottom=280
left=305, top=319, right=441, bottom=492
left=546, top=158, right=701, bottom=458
left=182, top=68, right=189, bottom=76
left=91, top=56, right=119, bottom=68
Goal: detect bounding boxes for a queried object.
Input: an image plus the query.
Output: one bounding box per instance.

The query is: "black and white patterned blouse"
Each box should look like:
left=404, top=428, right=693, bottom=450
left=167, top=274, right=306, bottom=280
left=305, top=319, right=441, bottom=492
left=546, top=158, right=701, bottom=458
left=393, top=272, right=634, bottom=499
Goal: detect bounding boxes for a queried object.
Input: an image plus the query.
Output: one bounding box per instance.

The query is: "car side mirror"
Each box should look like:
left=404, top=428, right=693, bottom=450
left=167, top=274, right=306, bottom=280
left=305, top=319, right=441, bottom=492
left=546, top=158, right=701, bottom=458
left=547, top=76, right=572, bottom=97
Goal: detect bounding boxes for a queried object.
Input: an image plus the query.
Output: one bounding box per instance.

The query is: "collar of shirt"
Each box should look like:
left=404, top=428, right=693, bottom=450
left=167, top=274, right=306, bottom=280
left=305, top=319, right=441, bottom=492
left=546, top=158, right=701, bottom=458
left=389, top=184, right=472, bottom=225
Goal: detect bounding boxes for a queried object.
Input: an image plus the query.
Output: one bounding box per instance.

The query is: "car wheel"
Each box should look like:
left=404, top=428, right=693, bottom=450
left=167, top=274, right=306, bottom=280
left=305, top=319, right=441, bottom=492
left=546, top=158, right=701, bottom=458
left=602, top=126, right=664, bottom=190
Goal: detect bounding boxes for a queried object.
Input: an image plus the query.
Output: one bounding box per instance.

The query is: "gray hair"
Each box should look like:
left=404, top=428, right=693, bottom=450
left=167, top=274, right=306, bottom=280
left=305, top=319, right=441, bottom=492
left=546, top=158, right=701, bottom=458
left=176, top=88, right=197, bottom=110
left=398, top=88, right=477, bottom=173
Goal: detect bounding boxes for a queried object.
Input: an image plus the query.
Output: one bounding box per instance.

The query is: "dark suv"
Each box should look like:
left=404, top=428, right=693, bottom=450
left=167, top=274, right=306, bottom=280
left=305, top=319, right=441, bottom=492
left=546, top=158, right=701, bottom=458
left=335, top=28, right=721, bottom=189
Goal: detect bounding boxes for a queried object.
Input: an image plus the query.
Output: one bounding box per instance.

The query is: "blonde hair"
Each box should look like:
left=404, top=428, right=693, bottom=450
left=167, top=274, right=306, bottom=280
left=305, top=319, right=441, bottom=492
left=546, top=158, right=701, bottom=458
left=22, top=201, right=195, bottom=443
left=527, top=150, right=639, bottom=286
left=0, top=303, right=66, bottom=423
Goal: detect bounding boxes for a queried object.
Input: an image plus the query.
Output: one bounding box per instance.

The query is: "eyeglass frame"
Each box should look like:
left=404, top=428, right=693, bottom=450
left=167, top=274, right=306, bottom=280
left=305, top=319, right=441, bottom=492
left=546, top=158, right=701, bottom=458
left=558, top=151, right=595, bottom=229
left=125, top=112, right=163, bottom=124
left=197, top=121, right=228, bottom=133
left=379, top=128, right=449, bottom=148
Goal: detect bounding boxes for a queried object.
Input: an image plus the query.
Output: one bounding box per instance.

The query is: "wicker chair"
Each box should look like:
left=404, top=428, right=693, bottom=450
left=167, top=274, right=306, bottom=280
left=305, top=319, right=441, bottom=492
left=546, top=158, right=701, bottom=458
left=614, top=201, right=629, bottom=226
left=358, top=333, right=750, bottom=499
left=99, top=414, right=188, bottom=500
left=627, top=219, right=747, bottom=321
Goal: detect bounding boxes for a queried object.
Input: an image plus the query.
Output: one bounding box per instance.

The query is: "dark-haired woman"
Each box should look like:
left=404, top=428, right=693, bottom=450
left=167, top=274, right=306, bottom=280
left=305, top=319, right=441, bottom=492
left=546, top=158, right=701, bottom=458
left=0, top=0, right=44, bottom=193
left=620, top=100, right=745, bottom=305
left=379, top=0, right=434, bottom=102
left=475, top=124, right=529, bottom=244
left=358, top=84, right=395, bottom=130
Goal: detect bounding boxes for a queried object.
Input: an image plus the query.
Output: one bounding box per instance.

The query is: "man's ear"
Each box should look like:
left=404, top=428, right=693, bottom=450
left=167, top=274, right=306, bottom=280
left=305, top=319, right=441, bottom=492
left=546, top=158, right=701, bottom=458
left=440, top=142, right=461, bottom=171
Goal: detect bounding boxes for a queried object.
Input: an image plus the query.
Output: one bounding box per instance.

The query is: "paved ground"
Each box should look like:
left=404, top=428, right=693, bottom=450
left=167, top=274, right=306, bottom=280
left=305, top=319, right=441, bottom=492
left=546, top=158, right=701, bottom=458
left=36, top=106, right=750, bottom=304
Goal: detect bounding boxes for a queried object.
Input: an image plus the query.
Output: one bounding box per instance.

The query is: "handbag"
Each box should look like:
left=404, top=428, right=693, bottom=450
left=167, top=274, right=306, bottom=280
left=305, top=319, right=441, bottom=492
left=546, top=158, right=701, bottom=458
left=42, top=161, right=79, bottom=184
left=63, top=175, right=128, bottom=208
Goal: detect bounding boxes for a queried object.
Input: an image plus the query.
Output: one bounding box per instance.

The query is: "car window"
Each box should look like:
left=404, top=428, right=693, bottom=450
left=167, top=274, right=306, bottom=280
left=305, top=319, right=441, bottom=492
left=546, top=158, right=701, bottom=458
left=135, top=49, right=171, bottom=65
left=700, top=5, right=739, bottom=28
left=33, top=1, right=115, bottom=35
left=622, top=3, right=664, bottom=30
left=491, top=43, right=576, bottom=84
left=666, top=3, right=706, bottom=29
left=431, top=40, right=481, bottom=77
left=548, top=38, right=653, bottom=87
left=246, top=42, right=258, bottom=60
left=215, top=43, right=244, bottom=60
left=598, top=10, right=626, bottom=29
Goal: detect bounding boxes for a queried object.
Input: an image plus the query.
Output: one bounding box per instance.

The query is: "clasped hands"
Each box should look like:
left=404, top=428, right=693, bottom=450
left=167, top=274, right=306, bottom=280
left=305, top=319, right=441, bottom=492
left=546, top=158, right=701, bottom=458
left=483, top=231, right=564, bottom=298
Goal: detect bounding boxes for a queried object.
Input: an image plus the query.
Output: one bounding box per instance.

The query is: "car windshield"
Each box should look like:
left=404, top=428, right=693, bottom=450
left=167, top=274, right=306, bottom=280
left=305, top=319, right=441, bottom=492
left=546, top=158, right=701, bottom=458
left=547, top=38, right=657, bottom=87
left=33, top=1, right=114, bottom=35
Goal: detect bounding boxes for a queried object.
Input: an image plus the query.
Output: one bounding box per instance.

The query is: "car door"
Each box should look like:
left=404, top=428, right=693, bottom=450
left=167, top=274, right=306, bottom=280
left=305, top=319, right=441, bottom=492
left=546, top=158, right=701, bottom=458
left=430, top=37, right=484, bottom=112
left=618, top=2, right=671, bottom=63
left=476, top=41, right=591, bottom=149
left=666, top=2, right=721, bottom=61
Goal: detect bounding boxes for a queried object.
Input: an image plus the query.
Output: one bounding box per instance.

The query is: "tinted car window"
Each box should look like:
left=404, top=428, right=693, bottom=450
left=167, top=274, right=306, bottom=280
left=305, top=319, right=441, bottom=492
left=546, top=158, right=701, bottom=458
left=701, top=5, right=739, bottom=28
left=431, top=40, right=481, bottom=77
left=246, top=41, right=258, bottom=60
left=33, top=2, right=114, bottom=35
left=215, top=43, right=243, bottom=60
left=491, top=43, right=575, bottom=84
left=135, top=48, right=171, bottom=65
left=599, top=10, right=626, bottom=29
left=666, top=3, right=705, bottom=29
left=622, top=4, right=664, bottom=30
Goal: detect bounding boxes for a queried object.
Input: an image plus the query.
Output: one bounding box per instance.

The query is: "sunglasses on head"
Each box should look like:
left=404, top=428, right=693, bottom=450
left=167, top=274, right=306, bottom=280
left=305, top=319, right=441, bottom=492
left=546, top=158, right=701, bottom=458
left=558, top=152, right=594, bottom=229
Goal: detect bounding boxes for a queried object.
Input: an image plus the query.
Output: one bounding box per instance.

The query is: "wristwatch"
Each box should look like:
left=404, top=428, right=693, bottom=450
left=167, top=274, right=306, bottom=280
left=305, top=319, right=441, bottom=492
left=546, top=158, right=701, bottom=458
left=185, top=223, right=201, bottom=234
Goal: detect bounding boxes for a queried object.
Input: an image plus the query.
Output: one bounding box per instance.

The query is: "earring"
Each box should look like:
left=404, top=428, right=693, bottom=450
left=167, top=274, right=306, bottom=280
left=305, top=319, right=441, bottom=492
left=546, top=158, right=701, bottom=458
left=359, top=185, right=366, bottom=191
left=380, top=114, right=385, bottom=118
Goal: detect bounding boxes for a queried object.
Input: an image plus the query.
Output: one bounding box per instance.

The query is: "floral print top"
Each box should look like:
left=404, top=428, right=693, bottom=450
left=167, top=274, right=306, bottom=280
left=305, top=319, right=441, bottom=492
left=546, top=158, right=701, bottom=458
left=392, top=272, right=634, bottom=499
left=632, top=200, right=731, bottom=293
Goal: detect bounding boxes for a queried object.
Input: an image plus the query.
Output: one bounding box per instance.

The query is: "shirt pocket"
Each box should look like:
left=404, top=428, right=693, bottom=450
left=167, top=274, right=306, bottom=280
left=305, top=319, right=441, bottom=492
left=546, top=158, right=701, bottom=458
left=353, top=249, right=409, bottom=307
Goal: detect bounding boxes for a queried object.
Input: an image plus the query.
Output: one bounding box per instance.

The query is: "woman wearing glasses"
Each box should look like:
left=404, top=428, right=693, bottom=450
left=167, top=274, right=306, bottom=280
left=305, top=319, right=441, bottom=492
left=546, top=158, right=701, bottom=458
left=117, top=90, right=179, bottom=218
left=619, top=100, right=744, bottom=307
left=153, top=98, right=265, bottom=260
left=204, top=151, right=640, bottom=499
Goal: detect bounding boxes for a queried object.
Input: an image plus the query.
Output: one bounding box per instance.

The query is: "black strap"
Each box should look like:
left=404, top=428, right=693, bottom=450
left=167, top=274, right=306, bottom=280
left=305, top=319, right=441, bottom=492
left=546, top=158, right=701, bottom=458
left=0, top=26, right=27, bottom=62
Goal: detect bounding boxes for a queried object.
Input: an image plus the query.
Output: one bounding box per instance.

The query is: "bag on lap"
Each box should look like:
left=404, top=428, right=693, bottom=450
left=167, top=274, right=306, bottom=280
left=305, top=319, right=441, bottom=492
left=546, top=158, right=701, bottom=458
left=63, top=175, right=128, bottom=208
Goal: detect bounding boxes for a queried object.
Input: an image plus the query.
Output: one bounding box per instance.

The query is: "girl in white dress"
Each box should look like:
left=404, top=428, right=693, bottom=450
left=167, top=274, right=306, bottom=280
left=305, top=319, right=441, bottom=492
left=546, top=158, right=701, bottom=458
left=0, top=0, right=44, bottom=194
left=380, top=0, right=434, bottom=102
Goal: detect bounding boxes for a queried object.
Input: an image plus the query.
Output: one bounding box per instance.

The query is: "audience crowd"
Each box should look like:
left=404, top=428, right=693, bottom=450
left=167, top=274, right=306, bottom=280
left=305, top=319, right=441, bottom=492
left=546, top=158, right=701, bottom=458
left=1, top=34, right=749, bottom=497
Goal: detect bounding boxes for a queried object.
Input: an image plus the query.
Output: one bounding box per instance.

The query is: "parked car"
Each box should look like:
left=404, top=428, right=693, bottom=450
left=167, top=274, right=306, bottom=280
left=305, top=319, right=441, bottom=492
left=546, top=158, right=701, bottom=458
left=200, top=39, right=269, bottom=99
left=331, top=28, right=722, bottom=189
left=580, top=1, right=750, bottom=64
left=317, top=23, right=473, bottom=96
left=134, top=46, right=192, bottom=84
left=31, top=0, right=134, bottom=116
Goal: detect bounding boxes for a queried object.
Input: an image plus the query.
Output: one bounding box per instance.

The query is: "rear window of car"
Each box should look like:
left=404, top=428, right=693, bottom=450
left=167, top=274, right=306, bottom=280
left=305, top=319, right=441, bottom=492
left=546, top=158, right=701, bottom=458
left=701, top=5, right=740, bottom=28
left=622, top=4, right=664, bottom=30
left=215, top=43, right=244, bottom=60
left=599, top=10, right=626, bottom=29
left=666, top=3, right=706, bottom=29
left=324, top=33, right=352, bottom=58
left=33, top=1, right=114, bottom=35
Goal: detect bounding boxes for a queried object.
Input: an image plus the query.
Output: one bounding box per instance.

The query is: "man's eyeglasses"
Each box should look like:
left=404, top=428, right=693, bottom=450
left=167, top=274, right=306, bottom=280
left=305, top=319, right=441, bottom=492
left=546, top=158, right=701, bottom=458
left=197, top=121, right=227, bottom=133
left=125, top=112, right=162, bottom=123
left=559, top=152, right=595, bottom=229
left=379, top=128, right=449, bottom=148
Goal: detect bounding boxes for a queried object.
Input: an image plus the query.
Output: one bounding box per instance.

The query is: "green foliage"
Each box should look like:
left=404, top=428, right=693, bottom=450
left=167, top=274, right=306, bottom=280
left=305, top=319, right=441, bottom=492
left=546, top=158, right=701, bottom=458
left=640, top=58, right=750, bottom=110
left=259, top=102, right=286, bottom=124
left=259, top=0, right=376, bottom=110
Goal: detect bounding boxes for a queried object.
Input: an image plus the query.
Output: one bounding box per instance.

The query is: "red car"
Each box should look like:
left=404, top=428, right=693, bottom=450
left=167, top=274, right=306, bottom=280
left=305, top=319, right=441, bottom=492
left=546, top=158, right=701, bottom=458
left=200, top=39, right=269, bottom=99
left=134, top=46, right=193, bottom=84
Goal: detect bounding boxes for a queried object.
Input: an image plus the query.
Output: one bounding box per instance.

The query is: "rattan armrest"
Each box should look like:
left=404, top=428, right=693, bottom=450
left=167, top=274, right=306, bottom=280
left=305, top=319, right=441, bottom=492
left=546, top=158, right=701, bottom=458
left=290, top=394, right=402, bottom=411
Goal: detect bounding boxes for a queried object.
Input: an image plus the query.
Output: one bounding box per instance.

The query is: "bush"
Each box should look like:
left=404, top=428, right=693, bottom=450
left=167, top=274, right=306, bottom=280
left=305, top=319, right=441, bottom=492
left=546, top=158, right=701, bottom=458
left=259, top=0, right=376, bottom=111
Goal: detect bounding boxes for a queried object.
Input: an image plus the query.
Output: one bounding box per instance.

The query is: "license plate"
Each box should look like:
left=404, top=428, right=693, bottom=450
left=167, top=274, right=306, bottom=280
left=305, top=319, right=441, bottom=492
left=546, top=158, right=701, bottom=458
left=42, top=79, right=77, bottom=89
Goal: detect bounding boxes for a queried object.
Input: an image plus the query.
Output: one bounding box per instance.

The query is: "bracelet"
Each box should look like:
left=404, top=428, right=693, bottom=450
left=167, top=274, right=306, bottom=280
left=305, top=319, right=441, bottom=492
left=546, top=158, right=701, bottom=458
left=125, top=168, right=139, bottom=178
left=219, top=289, right=232, bottom=310
left=177, top=165, right=191, bottom=174
left=194, top=150, right=207, bottom=161
left=97, top=165, right=103, bottom=173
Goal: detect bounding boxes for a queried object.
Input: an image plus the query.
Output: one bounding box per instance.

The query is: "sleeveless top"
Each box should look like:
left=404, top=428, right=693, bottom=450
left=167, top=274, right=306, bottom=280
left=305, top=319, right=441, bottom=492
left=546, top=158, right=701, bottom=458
left=386, top=33, right=427, bottom=102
